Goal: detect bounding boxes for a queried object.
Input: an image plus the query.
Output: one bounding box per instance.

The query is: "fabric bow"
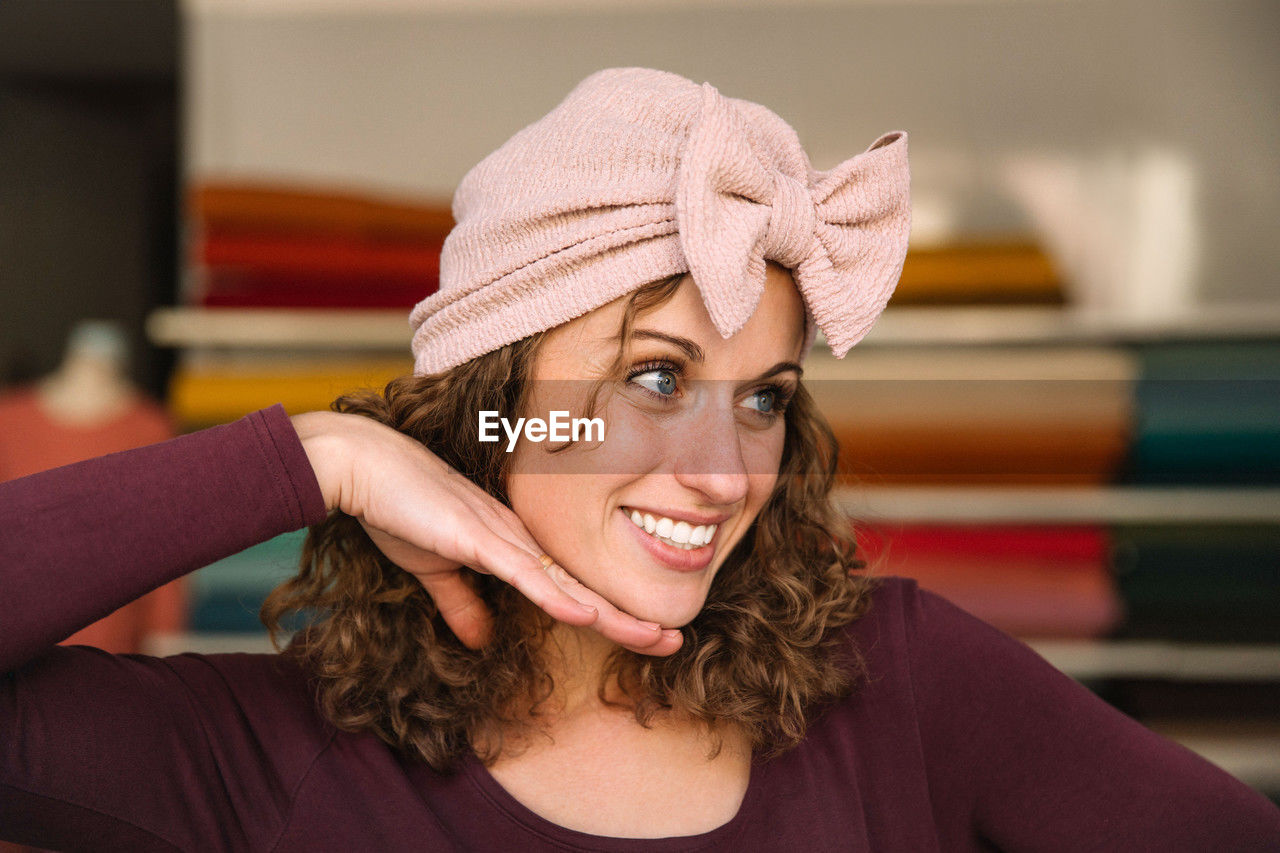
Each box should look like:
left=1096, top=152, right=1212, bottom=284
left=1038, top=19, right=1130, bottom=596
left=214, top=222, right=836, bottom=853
left=674, top=83, right=911, bottom=357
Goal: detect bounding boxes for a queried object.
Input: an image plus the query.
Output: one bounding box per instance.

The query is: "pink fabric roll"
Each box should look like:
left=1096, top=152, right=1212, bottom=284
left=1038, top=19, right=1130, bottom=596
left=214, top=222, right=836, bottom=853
left=410, top=66, right=911, bottom=375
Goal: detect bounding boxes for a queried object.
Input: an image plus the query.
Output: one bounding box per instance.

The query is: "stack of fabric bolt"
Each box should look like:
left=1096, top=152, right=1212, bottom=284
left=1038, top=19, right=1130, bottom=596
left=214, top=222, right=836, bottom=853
left=1114, top=342, right=1280, bottom=643
left=170, top=182, right=452, bottom=427
left=174, top=182, right=453, bottom=633
left=808, top=343, right=1134, bottom=641
left=190, top=182, right=451, bottom=309
left=818, top=334, right=1280, bottom=645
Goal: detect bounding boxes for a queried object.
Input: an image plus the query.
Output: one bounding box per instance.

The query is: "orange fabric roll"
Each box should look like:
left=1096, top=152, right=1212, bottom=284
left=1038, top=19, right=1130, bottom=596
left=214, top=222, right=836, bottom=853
left=805, top=347, right=1137, bottom=485
left=831, top=422, right=1129, bottom=485
left=190, top=182, right=454, bottom=241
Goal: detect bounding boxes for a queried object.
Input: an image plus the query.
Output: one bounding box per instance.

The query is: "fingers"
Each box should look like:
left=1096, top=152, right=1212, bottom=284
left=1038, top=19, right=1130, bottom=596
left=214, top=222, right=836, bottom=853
left=353, top=440, right=683, bottom=656
left=419, top=571, right=495, bottom=650
left=461, top=525, right=682, bottom=655
left=536, top=560, right=684, bottom=656
left=468, top=506, right=684, bottom=655
left=421, top=548, right=681, bottom=656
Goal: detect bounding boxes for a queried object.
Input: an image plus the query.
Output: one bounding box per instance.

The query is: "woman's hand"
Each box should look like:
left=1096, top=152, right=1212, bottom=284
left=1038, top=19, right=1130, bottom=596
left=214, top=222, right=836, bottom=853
left=291, top=411, right=682, bottom=655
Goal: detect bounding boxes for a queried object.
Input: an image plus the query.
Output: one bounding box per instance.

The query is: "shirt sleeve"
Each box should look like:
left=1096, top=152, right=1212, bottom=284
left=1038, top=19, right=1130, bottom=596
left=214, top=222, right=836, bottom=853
left=0, top=404, right=327, bottom=674
left=902, top=579, right=1280, bottom=852
left=1, top=405, right=330, bottom=851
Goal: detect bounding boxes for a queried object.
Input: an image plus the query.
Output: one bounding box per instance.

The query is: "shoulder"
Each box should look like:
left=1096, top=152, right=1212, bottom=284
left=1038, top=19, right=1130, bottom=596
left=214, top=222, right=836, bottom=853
left=832, top=572, right=1068, bottom=722
left=157, top=649, right=339, bottom=775
left=839, top=573, right=973, bottom=662
left=842, top=572, right=1032, bottom=656
left=828, top=585, right=1280, bottom=848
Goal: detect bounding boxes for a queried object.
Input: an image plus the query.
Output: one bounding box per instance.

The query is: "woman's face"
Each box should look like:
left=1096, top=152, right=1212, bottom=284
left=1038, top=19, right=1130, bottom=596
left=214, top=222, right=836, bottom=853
left=506, top=262, right=806, bottom=628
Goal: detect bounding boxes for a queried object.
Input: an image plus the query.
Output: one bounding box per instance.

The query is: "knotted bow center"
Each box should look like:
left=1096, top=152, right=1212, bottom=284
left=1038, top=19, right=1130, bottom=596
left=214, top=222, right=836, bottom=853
left=762, top=170, right=817, bottom=268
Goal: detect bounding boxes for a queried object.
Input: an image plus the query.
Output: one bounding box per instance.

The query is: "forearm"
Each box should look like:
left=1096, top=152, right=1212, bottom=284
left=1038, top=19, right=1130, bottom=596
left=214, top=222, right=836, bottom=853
left=1, top=404, right=326, bottom=673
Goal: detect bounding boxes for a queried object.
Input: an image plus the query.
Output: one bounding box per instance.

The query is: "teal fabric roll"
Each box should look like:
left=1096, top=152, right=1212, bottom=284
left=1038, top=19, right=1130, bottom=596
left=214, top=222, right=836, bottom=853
left=1125, top=343, right=1280, bottom=484
left=1111, top=524, right=1280, bottom=641
left=189, top=530, right=307, bottom=632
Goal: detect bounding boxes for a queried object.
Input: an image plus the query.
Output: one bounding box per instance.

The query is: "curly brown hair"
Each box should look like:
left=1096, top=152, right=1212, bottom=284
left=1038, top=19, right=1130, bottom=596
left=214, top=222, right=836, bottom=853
left=261, top=274, right=882, bottom=773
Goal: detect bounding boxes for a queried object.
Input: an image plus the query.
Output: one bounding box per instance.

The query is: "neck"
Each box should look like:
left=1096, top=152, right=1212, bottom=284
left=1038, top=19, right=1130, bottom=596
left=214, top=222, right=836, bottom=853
left=484, top=618, right=750, bottom=770
left=538, top=620, right=629, bottom=720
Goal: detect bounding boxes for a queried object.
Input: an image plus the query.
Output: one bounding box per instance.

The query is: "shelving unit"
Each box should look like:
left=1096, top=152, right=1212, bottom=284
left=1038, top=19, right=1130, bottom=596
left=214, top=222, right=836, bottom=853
left=160, top=1, right=1280, bottom=800
left=147, top=306, right=410, bottom=351
left=837, top=486, right=1280, bottom=525
left=148, top=302, right=1280, bottom=797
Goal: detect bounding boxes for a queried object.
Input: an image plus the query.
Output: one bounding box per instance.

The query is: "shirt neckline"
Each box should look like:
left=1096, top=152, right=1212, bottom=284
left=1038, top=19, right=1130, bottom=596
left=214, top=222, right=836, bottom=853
left=460, top=746, right=765, bottom=851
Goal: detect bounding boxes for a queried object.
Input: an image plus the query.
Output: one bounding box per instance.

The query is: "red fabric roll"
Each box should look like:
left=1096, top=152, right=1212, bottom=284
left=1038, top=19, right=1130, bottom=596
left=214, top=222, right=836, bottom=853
left=857, top=524, right=1123, bottom=638
left=197, top=268, right=437, bottom=309
left=199, top=230, right=442, bottom=280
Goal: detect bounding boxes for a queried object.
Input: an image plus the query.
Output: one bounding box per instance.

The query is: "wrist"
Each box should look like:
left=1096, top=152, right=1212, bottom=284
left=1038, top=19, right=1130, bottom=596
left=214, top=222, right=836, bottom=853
left=290, top=411, right=355, bottom=513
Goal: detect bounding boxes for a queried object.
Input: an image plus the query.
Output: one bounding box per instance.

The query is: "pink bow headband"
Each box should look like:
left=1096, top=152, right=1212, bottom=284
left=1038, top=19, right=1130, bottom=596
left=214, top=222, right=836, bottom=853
left=409, top=67, right=911, bottom=376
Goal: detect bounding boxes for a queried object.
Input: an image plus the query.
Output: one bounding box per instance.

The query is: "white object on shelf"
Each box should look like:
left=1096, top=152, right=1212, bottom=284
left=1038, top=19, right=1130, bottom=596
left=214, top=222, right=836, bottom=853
left=141, top=630, right=1280, bottom=791
left=185, top=0, right=979, bottom=17
left=1001, top=146, right=1200, bottom=323
left=1142, top=723, right=1280, bottom=793
left=146, top=631, right=1280, bottom=683
left=838, top=487, right=1280, bottom=524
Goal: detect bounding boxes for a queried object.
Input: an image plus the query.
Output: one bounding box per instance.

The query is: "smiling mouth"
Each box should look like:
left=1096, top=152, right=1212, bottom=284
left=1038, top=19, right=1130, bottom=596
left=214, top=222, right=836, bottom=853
left=621, top=507, right=718, bottom=550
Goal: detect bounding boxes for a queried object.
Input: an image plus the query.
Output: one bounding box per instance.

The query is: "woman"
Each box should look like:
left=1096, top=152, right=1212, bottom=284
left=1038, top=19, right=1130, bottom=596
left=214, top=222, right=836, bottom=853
left=3, top=67, right=1278, bottom=852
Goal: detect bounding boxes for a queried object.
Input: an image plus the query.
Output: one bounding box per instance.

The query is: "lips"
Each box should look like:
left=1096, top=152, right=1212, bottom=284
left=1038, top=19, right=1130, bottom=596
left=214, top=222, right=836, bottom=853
left=618, top=507, right=720, bottom=572
left=623, top=508, right=718, bottom=549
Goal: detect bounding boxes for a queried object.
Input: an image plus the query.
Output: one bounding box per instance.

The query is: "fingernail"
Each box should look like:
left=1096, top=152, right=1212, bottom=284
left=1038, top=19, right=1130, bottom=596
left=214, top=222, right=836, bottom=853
left=578, top=604, right=598, bottom=615
left=662, top=629, right=682, bottom=640
left=640, top=620, right=662, bottom=631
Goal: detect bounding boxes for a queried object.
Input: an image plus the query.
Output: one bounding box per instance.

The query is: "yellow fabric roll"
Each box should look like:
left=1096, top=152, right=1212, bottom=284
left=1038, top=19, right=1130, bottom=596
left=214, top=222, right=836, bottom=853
left=170, top=358, right=411, bottom=427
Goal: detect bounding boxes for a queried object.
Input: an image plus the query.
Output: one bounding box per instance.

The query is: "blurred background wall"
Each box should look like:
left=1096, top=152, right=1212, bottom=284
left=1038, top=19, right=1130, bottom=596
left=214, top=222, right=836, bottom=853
left=1, top=0, right=1277, bottom=806
left=189, top=0, right=1280, bottom=304
left=0, top=0, right=179, bottom=395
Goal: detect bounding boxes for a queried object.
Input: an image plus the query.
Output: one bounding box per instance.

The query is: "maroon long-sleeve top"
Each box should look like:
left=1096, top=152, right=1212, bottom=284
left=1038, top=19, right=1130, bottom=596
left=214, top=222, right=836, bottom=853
left=2, top=406, right=1278, bottom=851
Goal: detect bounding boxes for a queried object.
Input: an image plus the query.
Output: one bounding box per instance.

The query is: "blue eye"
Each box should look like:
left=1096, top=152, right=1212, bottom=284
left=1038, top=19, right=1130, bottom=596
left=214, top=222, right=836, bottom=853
left=631, top=368, right=678, bottom=396
left=743, top=388, right=777, bottom=413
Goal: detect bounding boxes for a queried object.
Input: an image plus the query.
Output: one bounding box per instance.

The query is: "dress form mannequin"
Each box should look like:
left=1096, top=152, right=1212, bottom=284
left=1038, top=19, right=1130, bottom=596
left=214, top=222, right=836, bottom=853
left=0, top=320, right=187, bottom=654
left=34, top=320, right=137, bottom=426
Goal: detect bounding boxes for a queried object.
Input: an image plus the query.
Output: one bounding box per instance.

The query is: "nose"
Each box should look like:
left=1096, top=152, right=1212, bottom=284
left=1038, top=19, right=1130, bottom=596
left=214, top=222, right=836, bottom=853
left=671, top=397, right=751, bottom=507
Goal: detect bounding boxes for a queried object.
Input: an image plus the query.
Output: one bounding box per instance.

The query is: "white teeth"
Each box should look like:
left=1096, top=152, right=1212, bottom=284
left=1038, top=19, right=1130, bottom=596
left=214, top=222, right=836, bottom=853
left=671, top=521, right=692, bottom=544
left=624, top=509, right=718, bottom=550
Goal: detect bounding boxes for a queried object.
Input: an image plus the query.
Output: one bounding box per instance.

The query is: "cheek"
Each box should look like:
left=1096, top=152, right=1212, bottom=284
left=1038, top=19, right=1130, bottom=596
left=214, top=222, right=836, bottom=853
left=507, top=470, right=596, bottom=566
left=722, top=429, right=784, bottom=544
left=563, top=396, right=675, bottom=477
left=740, top=424, right=787, bottom=484
left=505, top=468, right=547, bottom=535
left=744, top=428, right=785, bottom=510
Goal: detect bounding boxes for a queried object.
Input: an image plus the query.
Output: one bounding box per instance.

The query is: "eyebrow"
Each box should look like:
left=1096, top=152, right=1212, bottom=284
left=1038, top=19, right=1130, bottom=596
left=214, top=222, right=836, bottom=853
left=630, top=328, right=803, bottom=379
left=631, top=329, right=704, bottom=362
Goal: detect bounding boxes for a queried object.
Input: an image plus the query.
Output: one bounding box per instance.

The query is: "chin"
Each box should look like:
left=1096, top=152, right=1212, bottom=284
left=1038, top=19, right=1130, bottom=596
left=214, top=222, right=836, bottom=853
left=609, top=587, right=708, bottom=631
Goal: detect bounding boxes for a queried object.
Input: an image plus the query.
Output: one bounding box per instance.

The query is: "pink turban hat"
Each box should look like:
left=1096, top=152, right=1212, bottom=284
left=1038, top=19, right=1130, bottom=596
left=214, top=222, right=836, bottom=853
left=410, top=66, right=910, bottom=376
